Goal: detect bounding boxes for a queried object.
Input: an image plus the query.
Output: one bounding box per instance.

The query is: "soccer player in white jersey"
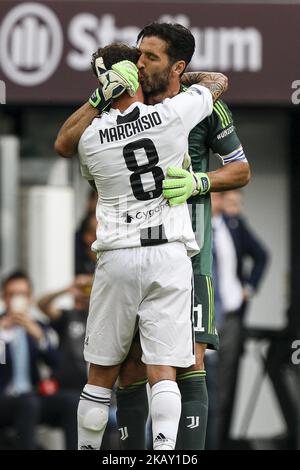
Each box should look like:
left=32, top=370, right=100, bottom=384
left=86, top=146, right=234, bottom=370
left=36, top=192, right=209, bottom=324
left=76, top=44, right=226, bottom=450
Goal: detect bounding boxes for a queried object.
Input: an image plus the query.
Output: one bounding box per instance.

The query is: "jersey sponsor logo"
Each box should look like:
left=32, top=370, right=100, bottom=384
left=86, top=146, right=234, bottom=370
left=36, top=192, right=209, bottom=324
left=186, top=416, right=200, bottom=429
left=123, top=201, right=168, bottom=222
left=98, top=112, right=162, bottom=144
left=123, top=212, right=134, bottom=224
left=136, top=202, right=168, bottom=220
left=216, top=125, right=234, bottom=140
left=119, top=426, right=129, bottom=441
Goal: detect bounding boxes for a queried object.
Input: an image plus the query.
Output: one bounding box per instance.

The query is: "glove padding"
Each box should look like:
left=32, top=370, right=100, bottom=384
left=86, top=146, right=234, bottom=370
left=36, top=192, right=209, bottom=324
left=162, top=167, right=211, bottom=206
left=89, top=59, right=139, bottom=111
left=89, top=87, right=111, bottom=111
left=99, top=60, right=139, bottom=100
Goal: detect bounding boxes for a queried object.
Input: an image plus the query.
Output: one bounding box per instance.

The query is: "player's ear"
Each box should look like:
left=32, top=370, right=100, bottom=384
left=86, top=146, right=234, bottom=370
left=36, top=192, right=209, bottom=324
left=172, top=60, right=186, bottom=77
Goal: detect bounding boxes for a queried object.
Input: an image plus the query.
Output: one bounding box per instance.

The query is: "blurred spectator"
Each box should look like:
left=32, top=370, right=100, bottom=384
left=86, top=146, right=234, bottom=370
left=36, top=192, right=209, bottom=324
left=75, top=212, right=97, bottom=275
left=0, top=271, right=78, bottom=449
left=222, top=188, right=243, bottom=217
left=38, top=274, right=119, bottom=449
left=222, top=190, right=269, bottom=303
left=206, top=192, right=269, bottom=449
left=37, top=274, right=93, bottom=392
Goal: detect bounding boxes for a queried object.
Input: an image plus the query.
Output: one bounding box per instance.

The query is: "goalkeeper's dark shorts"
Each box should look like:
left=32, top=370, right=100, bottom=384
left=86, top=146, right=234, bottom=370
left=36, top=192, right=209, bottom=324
left=193, top=274, right=219, bottom=350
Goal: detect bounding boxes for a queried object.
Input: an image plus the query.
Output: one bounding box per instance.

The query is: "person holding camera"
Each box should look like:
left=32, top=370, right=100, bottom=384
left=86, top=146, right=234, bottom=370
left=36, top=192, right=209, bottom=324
left=0, top=270, right=78, bottom=449
left=37, top=274, right=93, bottom=392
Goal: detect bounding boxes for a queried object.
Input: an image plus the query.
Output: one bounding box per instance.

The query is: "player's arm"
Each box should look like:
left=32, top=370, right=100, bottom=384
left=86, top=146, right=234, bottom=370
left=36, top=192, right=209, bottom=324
left=54, top=60, right=139, bottom=158
left=55, top=102, right=98, bottom=158
left=164, top=157, right=250, bottom=206
left=54, top=82, right=120, bottom=158
left=37, top=288, right=68, bottom=320
left=207, top=158, right=250, bottom=191
left=181, top=71, right=228, bottom=103
left=206, top=101, right=250, bottom=190
left=165, top=72, right=228, bottom=136
left=163, top=101, right=250, bottom=205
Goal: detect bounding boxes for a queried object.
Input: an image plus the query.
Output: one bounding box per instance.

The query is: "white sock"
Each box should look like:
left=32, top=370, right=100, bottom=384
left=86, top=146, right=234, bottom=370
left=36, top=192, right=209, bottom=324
left=77, top=384, right=111, bottom=450
left=151, top=380, right=181, bottom=450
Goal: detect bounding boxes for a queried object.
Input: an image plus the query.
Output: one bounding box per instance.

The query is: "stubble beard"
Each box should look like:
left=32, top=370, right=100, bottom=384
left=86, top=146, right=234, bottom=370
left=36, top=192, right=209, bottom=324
left=141, top=66, right=172, bottom=98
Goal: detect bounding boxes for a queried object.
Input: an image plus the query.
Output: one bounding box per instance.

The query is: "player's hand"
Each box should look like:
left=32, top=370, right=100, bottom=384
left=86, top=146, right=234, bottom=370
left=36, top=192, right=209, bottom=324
left=89, top=58, right=139, bottom=112
left=89, top=56, right=118, bottom=110
left=162, top=167, right=211, bottom=206
left=89, top=87, right=112, bottom=111
left=110, top=60, right=139, bottom=97
left=89, top=60, right=139, bottom=111
left=99, top=60, right=139, bottom=100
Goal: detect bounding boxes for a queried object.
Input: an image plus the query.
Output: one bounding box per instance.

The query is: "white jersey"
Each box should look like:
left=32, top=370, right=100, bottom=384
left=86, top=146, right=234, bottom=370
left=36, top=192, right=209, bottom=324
left=78, top=84, right=213, bottom=256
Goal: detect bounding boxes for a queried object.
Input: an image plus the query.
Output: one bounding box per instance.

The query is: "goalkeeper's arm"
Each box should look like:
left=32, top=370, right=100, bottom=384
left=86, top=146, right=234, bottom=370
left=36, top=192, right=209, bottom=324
left=181, top=71, right=228, bottom=103
left=163, top=160, right=250, bottom=206
left=163, top=167, right=211, bottom=207
left=54, top=60, right=139, bottom=158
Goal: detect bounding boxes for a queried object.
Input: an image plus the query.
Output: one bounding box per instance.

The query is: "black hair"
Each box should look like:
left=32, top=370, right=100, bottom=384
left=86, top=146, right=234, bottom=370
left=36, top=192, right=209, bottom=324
left=2, top=270, right=32, bottom=292
left=91, top=43, right=140, bottom=78
left=137, top=22, right=195, bottom=69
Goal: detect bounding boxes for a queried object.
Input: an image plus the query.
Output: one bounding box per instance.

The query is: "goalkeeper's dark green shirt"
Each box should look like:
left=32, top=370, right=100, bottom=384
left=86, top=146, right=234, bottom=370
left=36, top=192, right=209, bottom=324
left=187, top=98, right=244, bottom=276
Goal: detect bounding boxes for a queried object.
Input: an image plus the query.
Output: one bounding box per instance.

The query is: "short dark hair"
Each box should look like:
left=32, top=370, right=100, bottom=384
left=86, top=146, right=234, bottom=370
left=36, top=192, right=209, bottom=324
left=91, top=43, right=140, bottom=78
left=2, top=270, right=32, bottom=292
left=137, top=22, right=195, bottom=68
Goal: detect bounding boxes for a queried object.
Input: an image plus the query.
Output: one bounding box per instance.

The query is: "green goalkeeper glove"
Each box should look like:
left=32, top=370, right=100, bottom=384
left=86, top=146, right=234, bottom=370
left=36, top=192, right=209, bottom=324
left=89, top=59, right=139, bottom=111
left=89, top=87, right=112, bottom=111
left=162, top=167, right=211, bottom=206
left=109, top=60, right=139, bottom=97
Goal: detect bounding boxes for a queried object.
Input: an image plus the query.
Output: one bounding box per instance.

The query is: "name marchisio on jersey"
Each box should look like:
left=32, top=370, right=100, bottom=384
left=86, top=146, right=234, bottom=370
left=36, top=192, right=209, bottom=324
left=98, top=111, right=162, bottom=144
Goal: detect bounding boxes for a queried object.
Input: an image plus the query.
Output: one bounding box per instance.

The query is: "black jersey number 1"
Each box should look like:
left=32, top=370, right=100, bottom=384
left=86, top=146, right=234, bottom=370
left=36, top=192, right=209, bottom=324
left=123, top=138, right=164, bottom=201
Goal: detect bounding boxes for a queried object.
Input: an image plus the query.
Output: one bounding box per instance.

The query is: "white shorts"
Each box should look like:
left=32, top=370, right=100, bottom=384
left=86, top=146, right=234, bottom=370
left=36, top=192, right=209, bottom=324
left=84, top=242, right=195, bottom=368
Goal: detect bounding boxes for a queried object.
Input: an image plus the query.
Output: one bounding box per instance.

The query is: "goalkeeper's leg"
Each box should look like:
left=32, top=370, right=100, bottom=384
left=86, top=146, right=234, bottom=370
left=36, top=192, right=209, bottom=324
left=117, top=335, right=149, bottom=450
left=176, top=344, right=208, bottom=450
left=176, top=273, right=219, bottom=450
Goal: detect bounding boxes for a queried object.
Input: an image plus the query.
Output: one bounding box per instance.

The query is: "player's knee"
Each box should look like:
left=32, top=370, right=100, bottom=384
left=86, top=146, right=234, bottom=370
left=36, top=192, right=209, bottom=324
left=79, top=406, right=108, bottom=432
